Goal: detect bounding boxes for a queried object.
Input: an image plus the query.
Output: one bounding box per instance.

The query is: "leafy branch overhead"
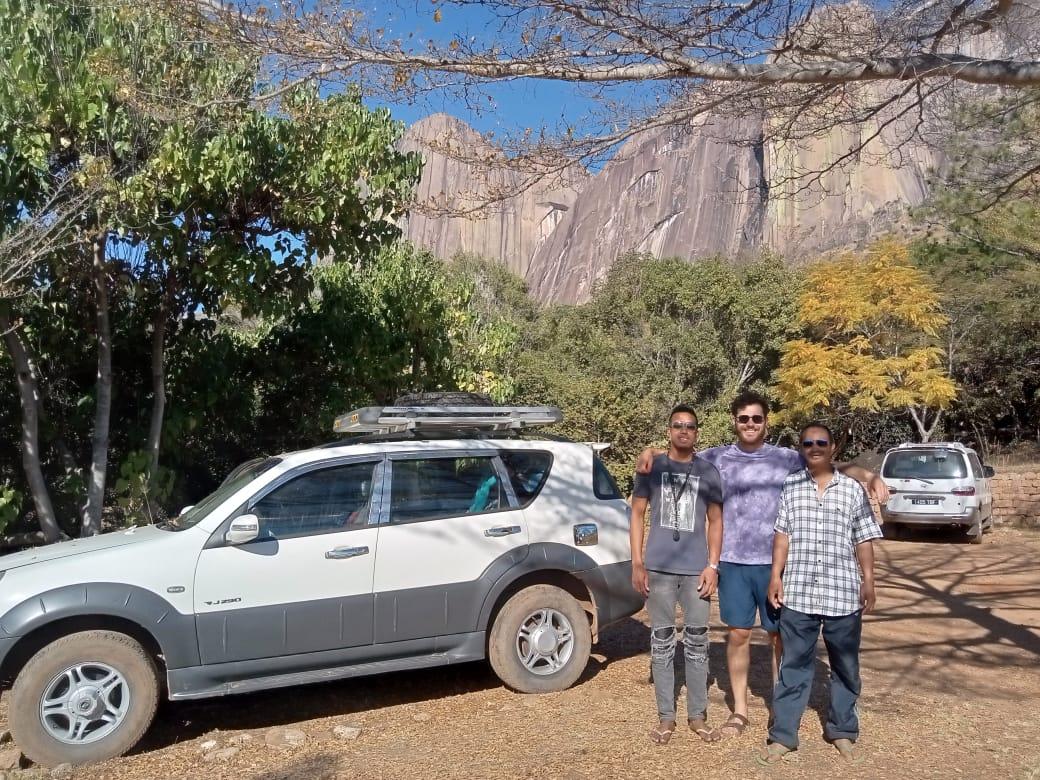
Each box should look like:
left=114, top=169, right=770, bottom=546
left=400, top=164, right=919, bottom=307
left=168, top=0, right=1040, bottom=205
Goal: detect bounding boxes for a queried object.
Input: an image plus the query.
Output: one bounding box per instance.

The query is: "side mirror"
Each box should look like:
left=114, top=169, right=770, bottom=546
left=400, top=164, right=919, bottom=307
left=983, top=465, right=995, bottom=478
left=225, top=513, right=260, bottom=545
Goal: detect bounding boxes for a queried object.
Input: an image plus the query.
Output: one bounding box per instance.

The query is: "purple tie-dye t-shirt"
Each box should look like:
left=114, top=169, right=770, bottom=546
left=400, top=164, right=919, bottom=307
left=699, top=443, right=804, bottom=565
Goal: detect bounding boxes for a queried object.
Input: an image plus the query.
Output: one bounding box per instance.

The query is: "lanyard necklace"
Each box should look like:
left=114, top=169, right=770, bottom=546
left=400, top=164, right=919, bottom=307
left=671, top=458, right=694, bottom=541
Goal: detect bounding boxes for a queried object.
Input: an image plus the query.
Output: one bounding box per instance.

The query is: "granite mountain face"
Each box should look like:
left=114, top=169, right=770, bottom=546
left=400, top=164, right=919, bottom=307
left=401, top=109, right=934, bottom=303
left=398, top=114, right=587, bottom=280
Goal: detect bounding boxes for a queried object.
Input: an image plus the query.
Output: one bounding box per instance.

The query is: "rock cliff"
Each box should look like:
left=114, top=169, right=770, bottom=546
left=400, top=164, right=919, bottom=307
left=399, top=114, right=587, bottom=278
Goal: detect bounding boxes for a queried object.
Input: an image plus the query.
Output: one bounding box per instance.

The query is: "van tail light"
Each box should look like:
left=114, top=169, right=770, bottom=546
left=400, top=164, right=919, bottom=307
left=952, top=487, right=976, bottom=496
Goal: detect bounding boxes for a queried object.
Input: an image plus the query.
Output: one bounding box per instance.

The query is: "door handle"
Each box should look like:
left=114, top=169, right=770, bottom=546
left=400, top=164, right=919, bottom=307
left=484, top=525, right=521, bottom=538
left=325, top=545, right=370, bottom=559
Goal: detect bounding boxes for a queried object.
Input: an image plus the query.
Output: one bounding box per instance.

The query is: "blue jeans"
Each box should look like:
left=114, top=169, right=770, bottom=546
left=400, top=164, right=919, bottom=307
left=646, top=571, right=711, bottom=722
left=769, top=607, right=863, bottom=749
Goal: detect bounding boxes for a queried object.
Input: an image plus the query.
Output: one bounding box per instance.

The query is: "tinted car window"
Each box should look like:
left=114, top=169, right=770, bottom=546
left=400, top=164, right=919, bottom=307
left=166, top=457, right=282, bottom=531
left=500, top=450, right=553, bottom=507
left=252, top=461, right=378, bottom=539
left=391, top=456, right=507, bottom=523
left=883, top=450, right=968, bottom=479
left=967, top=452, right=984, bottom=479
left=593, top=456, right=623, bottom=499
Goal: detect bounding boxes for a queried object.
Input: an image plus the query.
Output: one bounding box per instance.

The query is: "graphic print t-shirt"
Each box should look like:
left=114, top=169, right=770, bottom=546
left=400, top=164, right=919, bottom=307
left=633, top=454, right=723, bottom=576
left=699, top=444, right=803, bottom=565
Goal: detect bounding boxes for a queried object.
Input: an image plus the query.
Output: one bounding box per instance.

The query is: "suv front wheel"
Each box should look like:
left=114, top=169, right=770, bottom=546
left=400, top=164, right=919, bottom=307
left=488, top=585, right=592, bottom=694
left=8, top=630, right=160, bottom=767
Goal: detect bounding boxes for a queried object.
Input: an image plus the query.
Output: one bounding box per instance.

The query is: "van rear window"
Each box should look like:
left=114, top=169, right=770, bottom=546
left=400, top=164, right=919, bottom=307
left=882, top=450, right=968, bottom=479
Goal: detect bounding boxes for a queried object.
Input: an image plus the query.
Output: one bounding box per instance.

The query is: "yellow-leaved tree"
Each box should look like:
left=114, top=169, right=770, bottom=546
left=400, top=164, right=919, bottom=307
left=774, top=240, right=957, bottom=443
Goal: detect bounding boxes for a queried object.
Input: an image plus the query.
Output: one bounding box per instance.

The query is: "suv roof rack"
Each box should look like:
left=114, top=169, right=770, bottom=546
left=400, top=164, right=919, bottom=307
left=333, top=405, right=563, bottom=435
left=893, top=441, right=971, bottom=451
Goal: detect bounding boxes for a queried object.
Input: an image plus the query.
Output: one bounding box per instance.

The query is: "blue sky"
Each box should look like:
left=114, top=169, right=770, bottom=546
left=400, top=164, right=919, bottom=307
left=355, top=2, right=622, bottom=137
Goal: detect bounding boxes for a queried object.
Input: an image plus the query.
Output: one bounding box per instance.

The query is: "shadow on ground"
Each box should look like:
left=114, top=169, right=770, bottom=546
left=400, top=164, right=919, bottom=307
left=135, top=616, right=648, bottom=754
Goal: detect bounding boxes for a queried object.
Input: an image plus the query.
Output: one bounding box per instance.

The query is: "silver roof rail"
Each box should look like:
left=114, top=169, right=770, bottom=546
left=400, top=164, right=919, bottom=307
left=333, top=405, right=563, bottom=435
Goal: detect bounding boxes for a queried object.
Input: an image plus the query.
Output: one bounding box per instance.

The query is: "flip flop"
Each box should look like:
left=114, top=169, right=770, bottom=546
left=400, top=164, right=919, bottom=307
left=650, top=721, right=676, bottom=745
left=755, top=742, right=793, bottom=766
left=711, top=712, right=749, bottom=741
left=688, top=718, right=716, bottom=743
left=832, top=738, right=865, bottom=765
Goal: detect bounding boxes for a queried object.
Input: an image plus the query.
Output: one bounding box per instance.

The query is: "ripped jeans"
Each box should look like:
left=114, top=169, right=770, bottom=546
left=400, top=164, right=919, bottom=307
left=647, top=571, right=711, bottom=722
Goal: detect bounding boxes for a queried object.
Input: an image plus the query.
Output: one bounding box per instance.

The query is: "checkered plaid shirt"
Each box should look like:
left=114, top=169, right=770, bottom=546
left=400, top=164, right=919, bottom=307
left=774, top=468, right=883, bottom=616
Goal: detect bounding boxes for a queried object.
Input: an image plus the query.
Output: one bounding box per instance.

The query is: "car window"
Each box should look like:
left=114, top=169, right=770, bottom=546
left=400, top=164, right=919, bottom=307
left=165, top=457, right=283, bottom=531
left=251, top=461, right=378, bottom=539
left=593, top=455, right=623, bottom=500
left=967, top=453, right=984, bottom=479
left=882, top=450, right=969, bottom=479
left=500, top=450, right=553, bottom=507
left=390, top=456, right=507, bottom=523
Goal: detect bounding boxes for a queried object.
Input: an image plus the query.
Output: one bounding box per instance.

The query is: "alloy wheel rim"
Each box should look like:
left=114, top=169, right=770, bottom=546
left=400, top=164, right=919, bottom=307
left=515, top=608, right=575, bottom=675
left=39, top=662, right=131, bottom=745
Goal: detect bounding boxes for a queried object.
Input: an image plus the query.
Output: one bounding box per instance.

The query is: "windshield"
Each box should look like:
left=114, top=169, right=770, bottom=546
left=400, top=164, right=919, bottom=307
left=162, top=457, right=282, bottom=531
left=882, top=450, right=968, bottom=480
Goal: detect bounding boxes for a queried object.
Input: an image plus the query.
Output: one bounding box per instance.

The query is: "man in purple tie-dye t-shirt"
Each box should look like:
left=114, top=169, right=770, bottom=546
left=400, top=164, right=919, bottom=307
left=637, top=391, right=888, bottom=742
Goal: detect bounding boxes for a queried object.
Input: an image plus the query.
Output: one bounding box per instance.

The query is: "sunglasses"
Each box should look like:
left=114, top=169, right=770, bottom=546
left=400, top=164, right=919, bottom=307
left=801, top=439, right=831, bottom=448
left=736, top=414, right=765, bottom=424
left=670, top=421, right=698, bottom=431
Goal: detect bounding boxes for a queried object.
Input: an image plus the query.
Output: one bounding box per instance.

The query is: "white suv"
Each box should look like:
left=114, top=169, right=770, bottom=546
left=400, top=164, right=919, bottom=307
left=0, top=405, right=642, bottom=766
left=879, top=442, right=995, bottom=542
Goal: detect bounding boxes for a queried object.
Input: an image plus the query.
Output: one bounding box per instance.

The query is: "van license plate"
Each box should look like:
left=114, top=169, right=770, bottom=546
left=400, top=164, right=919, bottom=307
left=910, top=498, right=940, bottom=505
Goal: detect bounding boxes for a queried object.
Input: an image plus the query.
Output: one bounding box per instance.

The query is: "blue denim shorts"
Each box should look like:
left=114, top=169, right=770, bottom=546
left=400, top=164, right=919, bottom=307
left=718, top=562, right=781, bottom=632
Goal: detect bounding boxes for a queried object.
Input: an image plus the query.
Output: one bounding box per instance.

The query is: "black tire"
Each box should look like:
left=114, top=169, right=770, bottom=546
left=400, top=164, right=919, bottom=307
left=393, top=391, right=494, bottom=407
left=967, top=522, right=984, bottom=544
left=9, top=630, right=160, bottom=767
left=488, top=585, right=592, bottom=694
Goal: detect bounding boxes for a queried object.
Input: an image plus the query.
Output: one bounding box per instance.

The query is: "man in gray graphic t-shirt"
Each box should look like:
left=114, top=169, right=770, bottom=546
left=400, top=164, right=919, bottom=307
left=630, top=404, right=723, bottom=746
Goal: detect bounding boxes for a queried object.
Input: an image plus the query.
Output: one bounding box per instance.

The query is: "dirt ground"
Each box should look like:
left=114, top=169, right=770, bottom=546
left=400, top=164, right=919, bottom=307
left=3, top=527, right=1040, bottom=780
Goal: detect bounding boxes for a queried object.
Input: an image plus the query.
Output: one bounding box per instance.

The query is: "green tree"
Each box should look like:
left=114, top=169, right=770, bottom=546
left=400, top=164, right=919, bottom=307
left=0, top=0, right=420, bottom=536
left=910, top=208, right=1040, bottom=454
left=774, top=240, right=957, bottom=444
left=513, top=252, right=801, bottom=487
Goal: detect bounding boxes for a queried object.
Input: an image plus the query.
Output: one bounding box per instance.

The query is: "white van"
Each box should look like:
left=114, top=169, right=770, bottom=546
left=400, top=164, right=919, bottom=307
left=879, top=442, right=995, bottom=542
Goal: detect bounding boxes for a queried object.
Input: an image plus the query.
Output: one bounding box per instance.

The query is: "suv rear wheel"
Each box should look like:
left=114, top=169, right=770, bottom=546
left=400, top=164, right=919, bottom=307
left=8, top=630, right=160, bottom=767
left=488, top=585, right=592, bottom=694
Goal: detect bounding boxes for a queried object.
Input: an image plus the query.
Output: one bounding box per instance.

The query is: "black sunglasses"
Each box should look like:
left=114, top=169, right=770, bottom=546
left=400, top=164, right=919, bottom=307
left=670, top=421, right=698, bottom=430
left=801, top=439, right=831, bottom=448
left=736, top=414, right=765, bottom=424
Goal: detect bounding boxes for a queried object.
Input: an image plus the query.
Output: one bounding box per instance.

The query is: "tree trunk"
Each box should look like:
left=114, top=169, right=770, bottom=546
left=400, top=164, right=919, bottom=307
left=145, top=289, right=169, bottom=477
left=908, top=406, right=943, bottom=443
left=81, top=234, right=113, bottom=537
left=0, top=310, right=63, bottom=543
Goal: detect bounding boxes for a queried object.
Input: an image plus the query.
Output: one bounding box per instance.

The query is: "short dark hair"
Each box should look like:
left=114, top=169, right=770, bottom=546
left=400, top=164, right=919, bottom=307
left=730, top=391, right=770, bottom=418
left=800, top=421, right=834, bottom=443
left=669, top=404, right=699, bottom=426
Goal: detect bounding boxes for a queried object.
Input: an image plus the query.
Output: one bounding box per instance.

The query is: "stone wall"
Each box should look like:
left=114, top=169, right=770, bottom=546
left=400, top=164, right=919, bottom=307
left=991, top=465, right=1040, bottom=528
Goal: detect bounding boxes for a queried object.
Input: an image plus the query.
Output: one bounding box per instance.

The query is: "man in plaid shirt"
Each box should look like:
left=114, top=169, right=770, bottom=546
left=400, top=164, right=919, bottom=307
left=759, top=422, right=882, bottom=766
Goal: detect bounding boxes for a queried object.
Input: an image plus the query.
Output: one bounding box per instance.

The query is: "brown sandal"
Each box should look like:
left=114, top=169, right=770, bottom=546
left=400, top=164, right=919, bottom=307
left=650, top=721, right=676, bottom=745
left=712, top=712, right=749, bottom=741
left=688, top=718, right=716, bottom=742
